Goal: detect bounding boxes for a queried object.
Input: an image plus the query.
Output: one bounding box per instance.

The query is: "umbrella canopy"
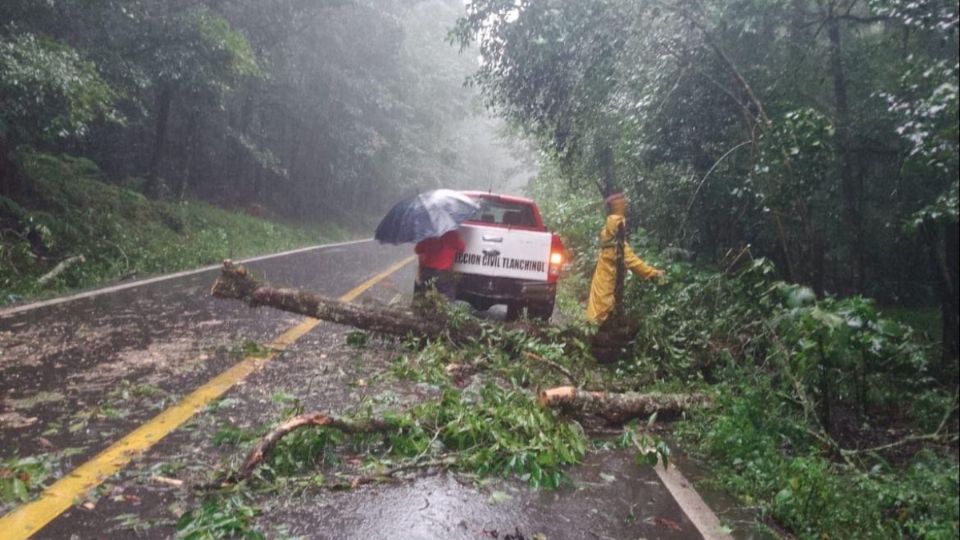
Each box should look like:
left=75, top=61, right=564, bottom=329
left=375, top=189, right=480, bottom=245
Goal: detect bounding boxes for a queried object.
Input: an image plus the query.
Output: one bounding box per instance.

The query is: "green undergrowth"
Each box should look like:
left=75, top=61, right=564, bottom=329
left=883, top=306, right=943, bottom=345
left=531, top=176, right=958, bottom=538
left=677, top=376, right=958, bottom=539
left=0, top=151, right=353, bottom=304
left=579, top=248, right=958, bottom=538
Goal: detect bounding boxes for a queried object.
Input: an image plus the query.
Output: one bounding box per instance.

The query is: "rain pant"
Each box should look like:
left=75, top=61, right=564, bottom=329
left=585, top=214, right=661, bottom=324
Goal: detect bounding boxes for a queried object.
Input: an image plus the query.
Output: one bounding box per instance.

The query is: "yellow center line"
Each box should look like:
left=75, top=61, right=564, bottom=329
left=0, top=255, right=415, bottom=539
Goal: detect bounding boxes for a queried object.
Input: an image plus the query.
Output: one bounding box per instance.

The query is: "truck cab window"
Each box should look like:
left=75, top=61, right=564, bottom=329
left=470, top=200, right=536, bottom=227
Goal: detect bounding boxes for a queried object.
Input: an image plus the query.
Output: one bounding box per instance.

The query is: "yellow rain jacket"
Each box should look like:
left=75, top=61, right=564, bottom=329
left=585, top=214, right=661, bottom=324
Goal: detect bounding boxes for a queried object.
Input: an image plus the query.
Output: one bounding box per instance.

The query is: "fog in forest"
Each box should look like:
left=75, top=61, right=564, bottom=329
left=0, top=0, right=533, bottom=228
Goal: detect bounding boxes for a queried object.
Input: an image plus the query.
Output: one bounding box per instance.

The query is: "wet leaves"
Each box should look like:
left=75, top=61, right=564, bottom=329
left=0, top=453, right=57, bottom=506
left=213, top=423, right=259, bottom=447
left=237, top=340, right=272, bottom=358
left=0, top=410, right=38, bottom=429
left=487, top=490, right=513, bottom=504
left=176, top=492, right=264, bottom=540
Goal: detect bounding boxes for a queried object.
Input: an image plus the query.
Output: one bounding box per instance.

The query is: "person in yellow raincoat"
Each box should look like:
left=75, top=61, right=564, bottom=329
left=586, top=192, right=664, bottom=324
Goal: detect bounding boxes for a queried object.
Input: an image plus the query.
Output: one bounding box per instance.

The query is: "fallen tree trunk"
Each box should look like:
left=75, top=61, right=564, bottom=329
left=538, top=386, right=711, bottom=424
left=212, top=261, right=645, bottom=363
left=235, top=411, right=393, bottom=481
left=211, top=260, right=546, bottom=342
left=213, top=260, right=455, bottom=338
left=37, top=255, right=85, bottom=288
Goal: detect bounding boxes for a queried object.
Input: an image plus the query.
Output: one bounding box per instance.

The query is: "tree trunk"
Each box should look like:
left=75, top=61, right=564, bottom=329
left=211, top=261, right=485, bottom=341
left=146, top=85, right=173, bottom=197
left=0, top=134, right=24, bottom=198
left=176, top=111, right=199, bottom=201
left=234, top=92, right=255, bottom=196
left=538, top=386, right=711, bottom=423
left=596, top=140, right=618, bottom=197
left=826, top=7, right=864, bottom=293
left=212, top=261, right=632, bottom=355
left=940, top=221, right=959, bottom=368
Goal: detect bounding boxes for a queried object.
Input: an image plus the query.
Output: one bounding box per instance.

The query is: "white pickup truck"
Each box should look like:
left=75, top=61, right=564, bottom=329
left=450, top=191, right=566, bottom=320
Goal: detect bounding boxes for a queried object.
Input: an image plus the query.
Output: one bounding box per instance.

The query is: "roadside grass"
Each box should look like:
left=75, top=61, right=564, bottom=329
left=676, top=378, right=959, bottom=539
left=0, top=151, right=355, bottom=305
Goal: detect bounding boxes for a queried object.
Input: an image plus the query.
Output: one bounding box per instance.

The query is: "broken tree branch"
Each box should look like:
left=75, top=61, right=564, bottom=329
left=36, top=255, right=85, bottom=288
left=211, top=260, right=552, bottom=344
left=839, top=384, right=960, bottom=457
left=523, top=351, right=576, bottom=384
left=235, top=411, right=393, bottom=481
left=212, top=260, right=461, bottom=338
left=343, top=455, right=458, bottom=489
left=538, top=386, right=711, bottom=424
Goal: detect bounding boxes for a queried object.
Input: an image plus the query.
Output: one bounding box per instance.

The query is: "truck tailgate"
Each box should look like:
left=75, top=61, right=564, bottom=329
left=452, top=224, right=551, bottom=281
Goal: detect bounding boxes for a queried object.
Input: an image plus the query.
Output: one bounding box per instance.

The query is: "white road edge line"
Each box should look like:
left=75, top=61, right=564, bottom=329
left=653, top=461, right=733, bottom=540
left=0, top=238, right=373, bottom=318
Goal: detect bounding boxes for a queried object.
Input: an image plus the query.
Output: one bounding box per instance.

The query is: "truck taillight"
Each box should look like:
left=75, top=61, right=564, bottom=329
left=548, top=234, right=565, bottom=281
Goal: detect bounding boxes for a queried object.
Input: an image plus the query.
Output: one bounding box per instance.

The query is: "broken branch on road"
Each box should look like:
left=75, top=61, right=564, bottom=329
left=212, top=260, right=536, bottom=343
left=209, top=260, right=711, bottom=493
left=234, top=411, right=393, bottom=481
left=538, top=386, right=711, bottom=424
left=212, top=260, right=627, bottom=354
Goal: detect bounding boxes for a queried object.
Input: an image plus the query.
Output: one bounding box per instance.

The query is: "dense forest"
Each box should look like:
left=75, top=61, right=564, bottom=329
left=454, top=0, right=958, bottom=362
left=0, top=0, right=523, bottom=221
left=1, top=0, right=531, bottom=299
left=448, top=1, right=958, bottom=536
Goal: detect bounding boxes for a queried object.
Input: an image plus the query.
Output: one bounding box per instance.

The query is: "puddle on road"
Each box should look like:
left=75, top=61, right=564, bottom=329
left=262, top=450, right=700, bottom=540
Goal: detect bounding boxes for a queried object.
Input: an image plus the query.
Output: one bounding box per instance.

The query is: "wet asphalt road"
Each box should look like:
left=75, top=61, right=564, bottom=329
left=1, top=240, right=706, bottom=539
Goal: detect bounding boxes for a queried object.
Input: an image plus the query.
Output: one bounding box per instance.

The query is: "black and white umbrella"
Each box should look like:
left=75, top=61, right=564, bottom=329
left=374, top=189, right=479, bottom=245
